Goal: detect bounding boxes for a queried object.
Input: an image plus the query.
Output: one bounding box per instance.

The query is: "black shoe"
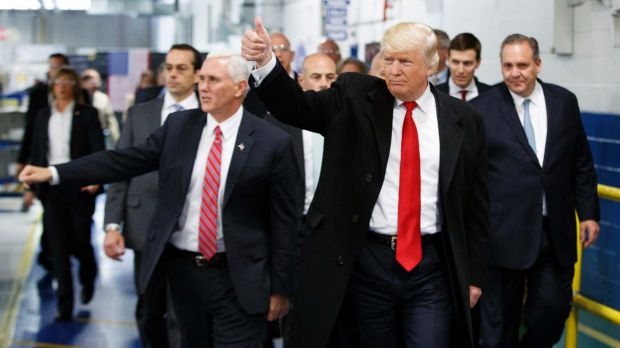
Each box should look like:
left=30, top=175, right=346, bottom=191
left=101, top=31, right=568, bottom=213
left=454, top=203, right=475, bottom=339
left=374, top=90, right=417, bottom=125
left=80, top=285, right=95, bottom=304
left=55, top=311, right=72, bottom=322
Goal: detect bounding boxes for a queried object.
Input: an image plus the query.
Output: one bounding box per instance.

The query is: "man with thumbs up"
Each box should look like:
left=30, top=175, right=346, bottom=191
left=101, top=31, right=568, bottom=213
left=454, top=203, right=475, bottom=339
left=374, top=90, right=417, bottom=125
left=242, top=18, right=489, bottom=348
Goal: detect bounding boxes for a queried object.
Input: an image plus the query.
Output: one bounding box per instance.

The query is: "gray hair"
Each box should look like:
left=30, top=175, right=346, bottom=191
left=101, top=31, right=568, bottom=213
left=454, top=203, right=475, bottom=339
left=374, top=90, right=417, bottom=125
left=433, top=29, right=450, bottom=49
left=500, top=34, right=540, bottom=61
left=206, top=52, right=251, bottom=84
left=382, top=22, right=439, bottom=72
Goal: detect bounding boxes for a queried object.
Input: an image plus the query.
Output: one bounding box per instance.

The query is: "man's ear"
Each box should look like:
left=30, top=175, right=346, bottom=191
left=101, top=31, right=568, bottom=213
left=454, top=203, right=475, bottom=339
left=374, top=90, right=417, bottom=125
left=235, top=80, right=249, bottom=98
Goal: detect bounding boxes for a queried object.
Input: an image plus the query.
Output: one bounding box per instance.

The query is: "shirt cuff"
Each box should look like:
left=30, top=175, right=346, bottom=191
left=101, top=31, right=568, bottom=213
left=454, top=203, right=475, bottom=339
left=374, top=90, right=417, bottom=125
left=250, top=53, right=277, bottom=87
left=49, top=166, right=60, bottom=185
left=105, top=223, right=122, bottom=232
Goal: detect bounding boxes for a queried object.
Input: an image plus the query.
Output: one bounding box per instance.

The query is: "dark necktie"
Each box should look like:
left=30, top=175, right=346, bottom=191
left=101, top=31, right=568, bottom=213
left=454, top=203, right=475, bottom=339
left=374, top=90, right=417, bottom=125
left=460, top=90, right=468, bottom=101
left=198, top=125, right=222, bottom=259
left=396, top=101, right=422, bottom=271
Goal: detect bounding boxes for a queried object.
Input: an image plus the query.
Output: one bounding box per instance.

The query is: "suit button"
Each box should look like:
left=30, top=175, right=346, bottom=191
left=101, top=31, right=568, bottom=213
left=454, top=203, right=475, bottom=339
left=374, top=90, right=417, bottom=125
left=336, top=256, right=344, bottom=265
left=351, top=215, right=359, bottom=222
left=365, top=174, right=373, bottom=182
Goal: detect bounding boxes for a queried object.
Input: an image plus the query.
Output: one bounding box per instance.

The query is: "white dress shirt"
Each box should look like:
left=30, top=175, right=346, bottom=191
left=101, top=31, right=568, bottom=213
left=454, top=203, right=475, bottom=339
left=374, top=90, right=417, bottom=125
left=301, top=130, right=316, bottom=214
left=509, top=81, right=548, bottom=215
left=251, top=55, right=442, bottom=235
left=161, top=91, right=199, bottom=125
left=48, top=101, right=75, bottom=166
left=509, top=82, right=547, bottom=166
left=448, top=77, right=479, bottom=101
left=169, top=107, right=243, bottom=253
left=369, top=84, right=442, bottom=235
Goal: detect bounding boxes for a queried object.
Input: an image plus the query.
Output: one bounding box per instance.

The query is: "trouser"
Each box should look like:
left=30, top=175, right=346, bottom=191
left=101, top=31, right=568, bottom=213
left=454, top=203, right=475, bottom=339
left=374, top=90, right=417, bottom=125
left=43, top=187, right=97, bottom=316
left=479, top=221, right=574, bottom=348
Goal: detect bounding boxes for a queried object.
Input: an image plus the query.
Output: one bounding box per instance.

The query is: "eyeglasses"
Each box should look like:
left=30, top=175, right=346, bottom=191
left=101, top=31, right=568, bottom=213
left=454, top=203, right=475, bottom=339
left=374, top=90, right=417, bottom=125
left=53, top=80, right=76, bottom=86
left=271, top=45, right=291, bottom=53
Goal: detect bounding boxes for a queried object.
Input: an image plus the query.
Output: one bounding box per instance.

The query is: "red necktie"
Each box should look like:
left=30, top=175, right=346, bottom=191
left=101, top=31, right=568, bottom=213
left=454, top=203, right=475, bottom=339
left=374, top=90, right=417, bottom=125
left=199, top=125, right=222, bottom=259
left=397, top=101, right=422, bottom=271
left=460, top=90, right=468, bottom=101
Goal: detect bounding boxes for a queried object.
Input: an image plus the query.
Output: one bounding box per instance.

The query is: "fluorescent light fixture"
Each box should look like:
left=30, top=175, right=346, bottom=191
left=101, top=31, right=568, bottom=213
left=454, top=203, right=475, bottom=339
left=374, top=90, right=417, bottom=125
left=0, top=0, right=41, bottom=10
left=55, top=0, right=91, bottom=10
left=42, top=0, right=55, bottom=10
left=0, top=0, right=90, bottom=10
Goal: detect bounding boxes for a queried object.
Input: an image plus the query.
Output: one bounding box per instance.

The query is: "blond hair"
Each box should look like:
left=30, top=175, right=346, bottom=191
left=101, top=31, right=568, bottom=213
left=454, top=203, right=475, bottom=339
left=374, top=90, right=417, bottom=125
left=382, top=22, right=439, bottom=72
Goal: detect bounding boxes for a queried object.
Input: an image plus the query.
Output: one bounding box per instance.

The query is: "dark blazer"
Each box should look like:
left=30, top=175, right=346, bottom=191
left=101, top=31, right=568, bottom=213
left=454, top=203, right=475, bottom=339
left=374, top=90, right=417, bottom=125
left=470, top=81, right=599, bottom=269
left=19, top=84, right=93, bottom=164
left=252, top=65, right=489, bottom=347
left=104, top=98, right=164, bottom=251
left=244, top=91, right=306, bottom=217
left=54, top=109, right=300, bottom=315
left=29, top=103, right=105, bottom=201
left=18, top=83, right=49, bottom=164
left=436, top=76, right=492, bottom=97
left=134, top=86, right=164, bottom=105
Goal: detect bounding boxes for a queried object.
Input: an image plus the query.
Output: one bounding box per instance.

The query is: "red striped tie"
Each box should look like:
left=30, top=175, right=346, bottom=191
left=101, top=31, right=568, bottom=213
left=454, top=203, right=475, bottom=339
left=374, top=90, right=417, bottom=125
left=397, top=101, right=422, bottom=271
left=199, top=125, right=222, bottom=259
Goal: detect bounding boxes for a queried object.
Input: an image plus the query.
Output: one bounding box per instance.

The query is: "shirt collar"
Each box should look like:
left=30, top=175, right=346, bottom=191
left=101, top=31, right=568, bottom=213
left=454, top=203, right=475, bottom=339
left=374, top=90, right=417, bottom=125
left=163, top=91, right=199, bottom=111
left=509, top=81, right=544, bottom=107
left=449, top=76, right=476, bottom=93
left=53, top=100, right=75, bottom=115
left=206, top=106, right=244, bottom=141
left=394, top=82, right=434, bottom=114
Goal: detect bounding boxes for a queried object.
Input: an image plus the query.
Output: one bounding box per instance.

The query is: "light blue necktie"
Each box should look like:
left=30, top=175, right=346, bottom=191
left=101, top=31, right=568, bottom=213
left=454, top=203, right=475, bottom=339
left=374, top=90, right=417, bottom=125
left=172, top=104, right=184, bottom=112
left=523, top=99, right=536, bottom=153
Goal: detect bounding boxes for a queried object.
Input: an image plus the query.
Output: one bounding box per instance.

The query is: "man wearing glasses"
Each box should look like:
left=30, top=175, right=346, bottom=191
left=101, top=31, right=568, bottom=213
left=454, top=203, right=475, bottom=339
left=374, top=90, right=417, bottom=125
left=270, top=32, right=298, bottom=81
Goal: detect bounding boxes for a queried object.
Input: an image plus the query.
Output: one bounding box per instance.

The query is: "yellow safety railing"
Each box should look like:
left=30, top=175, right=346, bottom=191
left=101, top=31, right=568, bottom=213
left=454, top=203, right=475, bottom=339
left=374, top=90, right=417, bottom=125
left=565, top=184, right=620, bottom=348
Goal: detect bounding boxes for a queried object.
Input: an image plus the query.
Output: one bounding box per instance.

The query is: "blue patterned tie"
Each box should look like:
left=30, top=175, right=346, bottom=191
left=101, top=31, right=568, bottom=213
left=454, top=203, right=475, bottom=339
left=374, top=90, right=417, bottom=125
left=173, top=104, right=184, bottom=112
left=523, top=99, right=536, bottom=153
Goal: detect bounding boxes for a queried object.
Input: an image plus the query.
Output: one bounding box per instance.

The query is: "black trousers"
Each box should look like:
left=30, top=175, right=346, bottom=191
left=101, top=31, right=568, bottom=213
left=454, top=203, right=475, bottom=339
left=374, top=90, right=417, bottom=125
left=346, top=233, right=452, bottom=348
left=165, top=245, right=267, bottom=348
left=43, top=187, right=97, bottom=316
left=479, top=221, right=574, bottom=348
left=134, top=250, right=176, bottom=348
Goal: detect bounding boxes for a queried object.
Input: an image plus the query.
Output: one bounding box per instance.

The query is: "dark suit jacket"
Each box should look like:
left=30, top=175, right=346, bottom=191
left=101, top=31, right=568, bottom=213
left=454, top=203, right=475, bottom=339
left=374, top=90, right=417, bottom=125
left=471, top=81, right=599, bottom=269
left=252, top=65, right=489, bottom=347
left=436, top=76, right=492, bottom=97
left=54, top=109, right=300, bottom=314
left=18, top=83, right=49, bottom=164
left=134, top=86, right=164, bottom=105
left=19, top=83, right=93, bottom=164
left=244, top=91, right=306, bottom=218
left=104, top=98, right=164, bottom=251
left=28, top=103, right=105, bottom=201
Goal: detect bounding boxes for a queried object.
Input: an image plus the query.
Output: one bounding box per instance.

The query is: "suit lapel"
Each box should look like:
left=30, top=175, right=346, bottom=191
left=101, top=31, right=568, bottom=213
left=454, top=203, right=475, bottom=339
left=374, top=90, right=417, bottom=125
left=541, top=81, right=557, bottom=168
left=69, top=104, right=81, bottom=159
left=365, top=83, right=395, bottom=175
left=179, top=110, right=207, bottom=197
left=434, top=89, right=464, bottom=194
left=496, top=85, right=540, bottom=166
left=41, top=108, right=52, bottom=164
left=223, top=112, right=255, bottom=208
